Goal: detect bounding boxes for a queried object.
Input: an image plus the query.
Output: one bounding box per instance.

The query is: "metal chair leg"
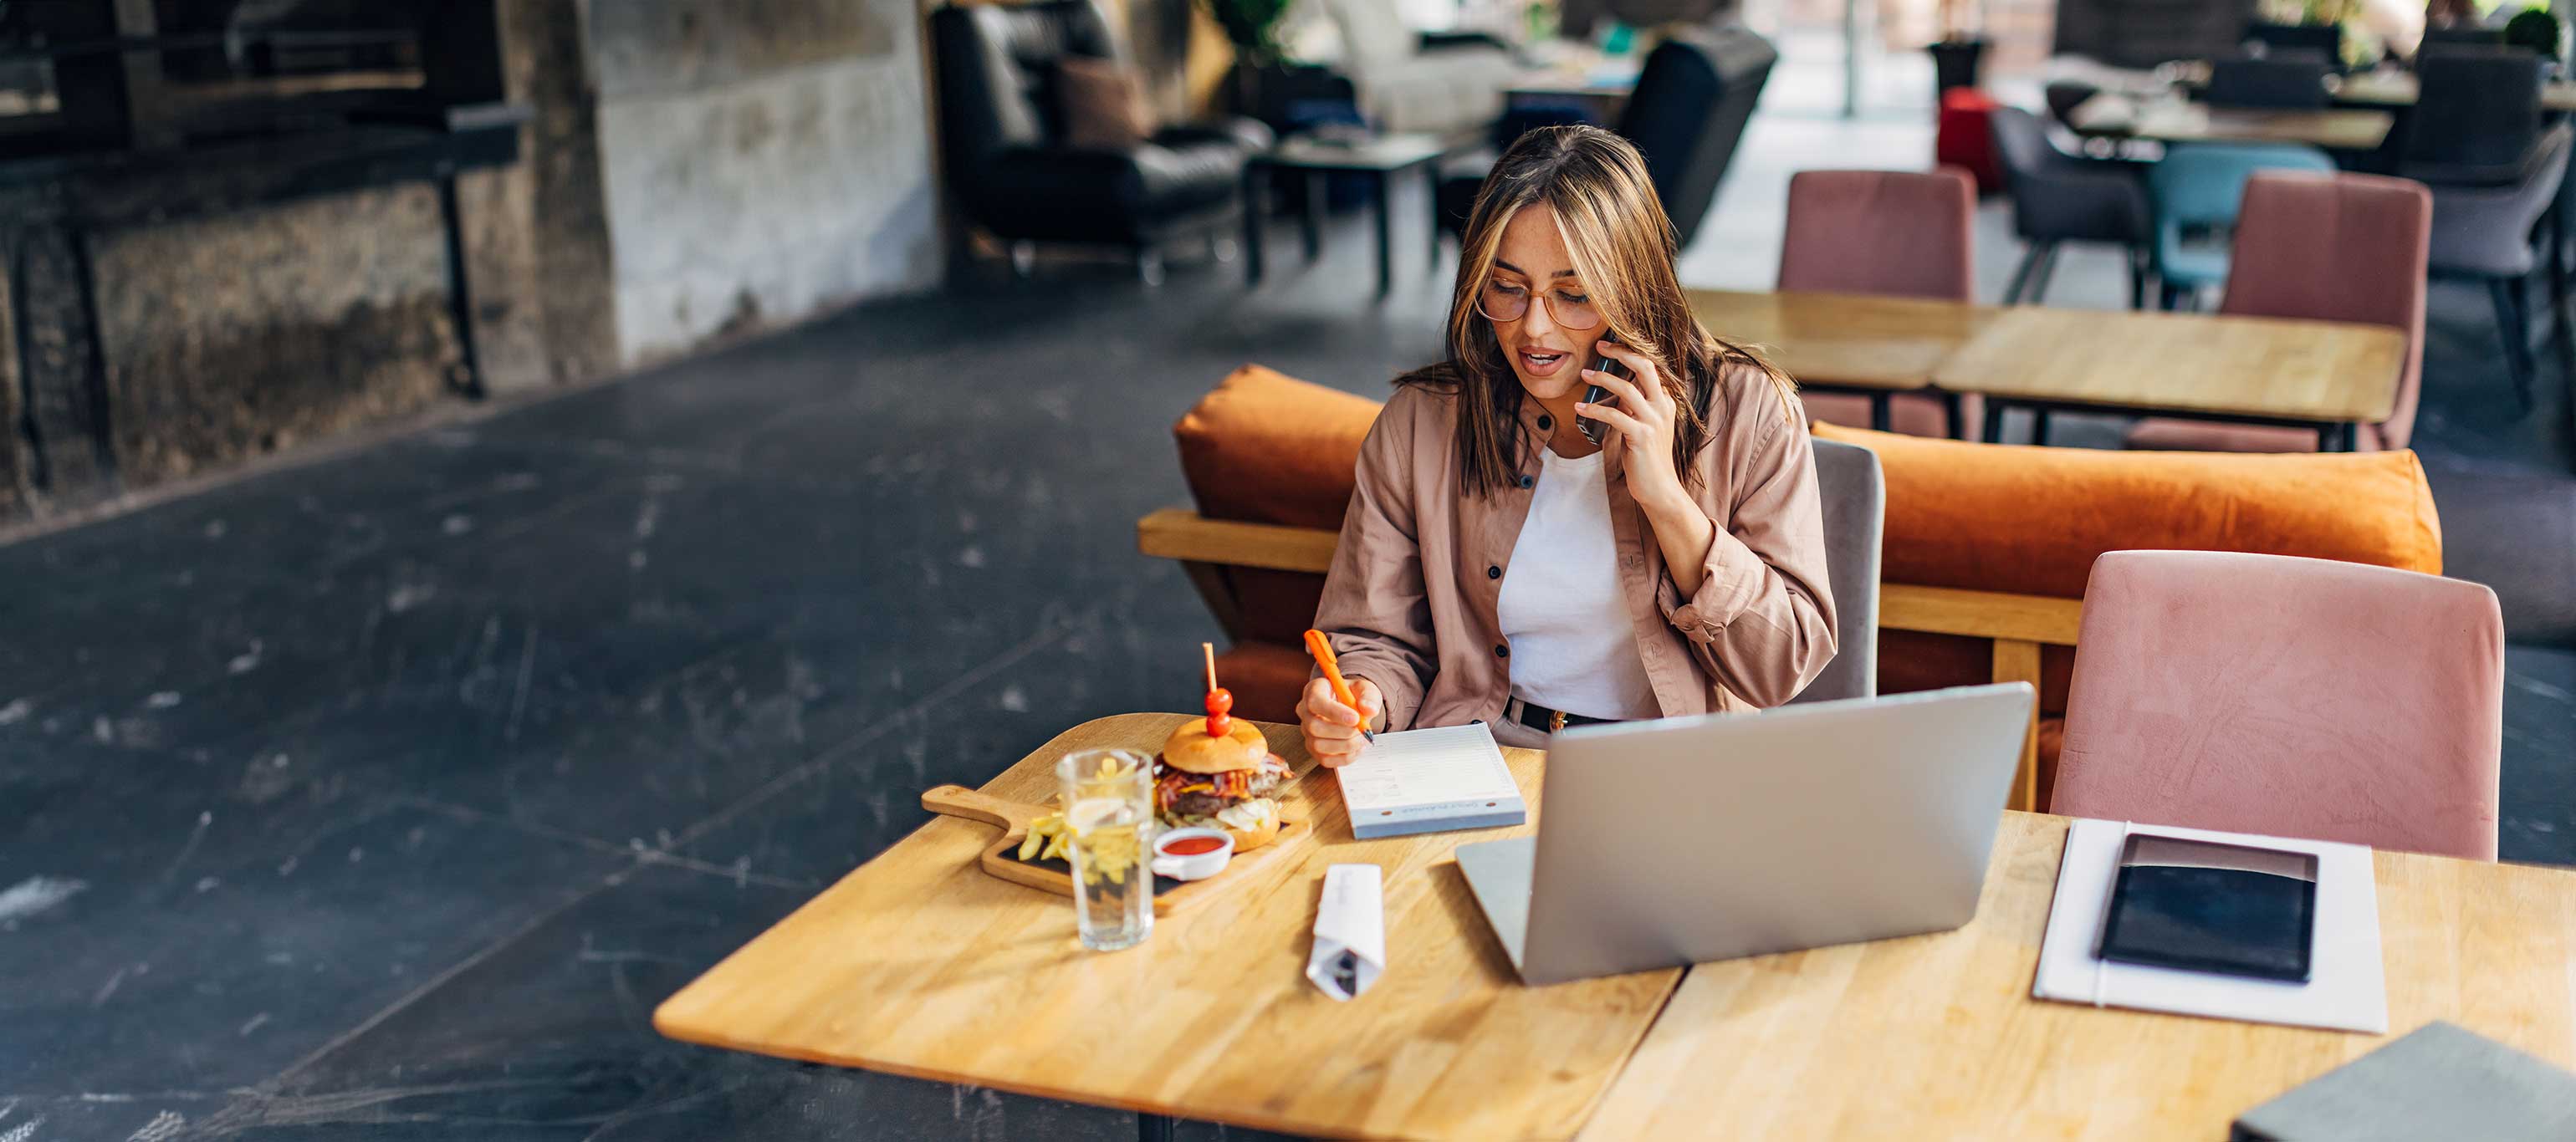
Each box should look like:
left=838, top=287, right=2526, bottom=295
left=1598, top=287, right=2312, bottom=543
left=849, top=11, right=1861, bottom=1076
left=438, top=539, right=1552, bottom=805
left=2492, top=275, right=2536, bottom=414
left=2026, top=243, right=2063, bottom=304
left=2003, top=243, right=2047, bottom=304
left=2127, top=247, right=2148, bottom=310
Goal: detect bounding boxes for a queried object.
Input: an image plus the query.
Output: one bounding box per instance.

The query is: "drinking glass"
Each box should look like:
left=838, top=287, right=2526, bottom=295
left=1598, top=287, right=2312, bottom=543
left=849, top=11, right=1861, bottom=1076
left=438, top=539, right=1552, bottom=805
left=1056, top=747, right=1155, bottom=951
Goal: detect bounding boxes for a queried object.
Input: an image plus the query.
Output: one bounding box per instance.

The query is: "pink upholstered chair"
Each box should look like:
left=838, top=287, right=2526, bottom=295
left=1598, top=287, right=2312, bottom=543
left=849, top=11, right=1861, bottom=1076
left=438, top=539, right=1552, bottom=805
left=1777, top=168, right=1979, bottom=438
left=2125, top=172, right=2430, bottom=452
left=2053, top=551, right=2504, bottom=860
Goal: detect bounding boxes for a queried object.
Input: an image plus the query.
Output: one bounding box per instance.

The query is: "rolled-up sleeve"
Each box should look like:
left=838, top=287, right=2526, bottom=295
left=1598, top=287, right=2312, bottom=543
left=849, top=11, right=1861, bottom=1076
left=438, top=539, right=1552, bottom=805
left=1659, top=380, right=1837, bottom=708
left=1313, top=403, right=1437, bottom=730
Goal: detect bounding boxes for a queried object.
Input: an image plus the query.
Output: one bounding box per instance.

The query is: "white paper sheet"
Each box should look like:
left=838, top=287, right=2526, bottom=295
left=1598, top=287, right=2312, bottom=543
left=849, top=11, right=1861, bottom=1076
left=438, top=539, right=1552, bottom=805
left=1306, top=864, right=1384, bottom=1001
left=2032, top=818, right=2388, bottom=1034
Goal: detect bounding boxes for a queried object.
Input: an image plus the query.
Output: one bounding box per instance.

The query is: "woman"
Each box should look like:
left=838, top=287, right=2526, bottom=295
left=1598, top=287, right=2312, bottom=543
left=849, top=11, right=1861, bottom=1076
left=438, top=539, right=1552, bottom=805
left=1301, top=125, right=1837, bottom=764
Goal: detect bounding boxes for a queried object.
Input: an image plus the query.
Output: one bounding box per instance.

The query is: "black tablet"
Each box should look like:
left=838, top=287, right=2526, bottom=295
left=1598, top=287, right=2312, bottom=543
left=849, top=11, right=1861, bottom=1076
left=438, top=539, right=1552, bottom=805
left=2096, top=834, right=2318, bottom=983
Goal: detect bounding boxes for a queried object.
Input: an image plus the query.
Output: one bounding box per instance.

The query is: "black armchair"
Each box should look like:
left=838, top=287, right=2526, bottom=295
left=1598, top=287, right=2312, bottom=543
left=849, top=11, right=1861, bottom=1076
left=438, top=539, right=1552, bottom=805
left=929, top=0, right=1270, bottom=283
left=1435, top=23, right=1776, bottom=251
left=1988, top=105, right=2152, bottom=305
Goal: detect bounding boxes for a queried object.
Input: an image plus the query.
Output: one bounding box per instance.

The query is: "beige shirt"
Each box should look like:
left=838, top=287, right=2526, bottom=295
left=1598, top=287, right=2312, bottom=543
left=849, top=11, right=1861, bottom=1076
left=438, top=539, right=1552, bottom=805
left=1314, top=360, right=1838, bottom=748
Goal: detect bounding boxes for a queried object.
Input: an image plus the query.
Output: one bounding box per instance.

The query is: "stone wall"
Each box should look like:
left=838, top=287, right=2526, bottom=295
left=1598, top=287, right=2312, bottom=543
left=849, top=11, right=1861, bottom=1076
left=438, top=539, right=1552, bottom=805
left=89, top=186, right=458, bottom=487
left=586, top=0, right=941, bottom=365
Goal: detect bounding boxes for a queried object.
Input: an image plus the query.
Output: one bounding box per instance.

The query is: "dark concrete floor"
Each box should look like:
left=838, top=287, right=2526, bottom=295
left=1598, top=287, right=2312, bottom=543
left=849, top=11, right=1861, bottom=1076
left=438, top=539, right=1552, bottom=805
left=7, top=132, right=2575, bottom=1140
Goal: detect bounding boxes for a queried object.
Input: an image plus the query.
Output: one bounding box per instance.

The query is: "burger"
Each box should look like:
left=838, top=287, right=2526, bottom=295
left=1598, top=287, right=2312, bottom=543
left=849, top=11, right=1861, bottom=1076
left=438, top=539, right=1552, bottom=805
left=1155, top=718, right=1295, bottom=852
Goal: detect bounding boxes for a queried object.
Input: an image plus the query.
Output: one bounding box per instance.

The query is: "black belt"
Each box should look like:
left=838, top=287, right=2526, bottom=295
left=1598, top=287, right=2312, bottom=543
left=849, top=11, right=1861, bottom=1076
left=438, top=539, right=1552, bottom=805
left=1507, top=696, right=1620, bottom=735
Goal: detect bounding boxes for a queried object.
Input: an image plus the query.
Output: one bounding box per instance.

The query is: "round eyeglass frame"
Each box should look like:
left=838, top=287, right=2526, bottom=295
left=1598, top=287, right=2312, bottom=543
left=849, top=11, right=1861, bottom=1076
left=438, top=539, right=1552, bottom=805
left=1475, top=281, right=1606, bottom=330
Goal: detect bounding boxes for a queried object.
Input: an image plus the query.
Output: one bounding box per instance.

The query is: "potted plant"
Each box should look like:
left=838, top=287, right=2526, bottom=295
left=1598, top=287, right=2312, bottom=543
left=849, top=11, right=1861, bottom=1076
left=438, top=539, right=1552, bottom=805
left=1199, top=0, right=1297, bottom=116
left=2505, top=7, right=2563, bottom=65
left=1929, top=0, right=1987, bottom=94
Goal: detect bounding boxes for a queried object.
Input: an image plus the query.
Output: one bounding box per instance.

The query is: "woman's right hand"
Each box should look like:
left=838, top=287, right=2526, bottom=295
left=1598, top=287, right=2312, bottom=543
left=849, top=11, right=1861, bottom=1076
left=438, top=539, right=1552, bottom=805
left=1297, top=676, right=1383, bottom=768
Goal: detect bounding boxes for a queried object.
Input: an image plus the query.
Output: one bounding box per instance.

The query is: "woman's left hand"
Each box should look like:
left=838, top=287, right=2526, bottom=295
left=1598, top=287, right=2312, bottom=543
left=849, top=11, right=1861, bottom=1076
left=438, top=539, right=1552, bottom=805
left=1575, top=339, right=1687, bottom=513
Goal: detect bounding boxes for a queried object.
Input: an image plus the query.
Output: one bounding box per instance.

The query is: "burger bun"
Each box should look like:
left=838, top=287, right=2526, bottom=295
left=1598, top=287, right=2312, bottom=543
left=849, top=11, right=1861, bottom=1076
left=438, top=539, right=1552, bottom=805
left=1160, top=718, right=1268, bottom=775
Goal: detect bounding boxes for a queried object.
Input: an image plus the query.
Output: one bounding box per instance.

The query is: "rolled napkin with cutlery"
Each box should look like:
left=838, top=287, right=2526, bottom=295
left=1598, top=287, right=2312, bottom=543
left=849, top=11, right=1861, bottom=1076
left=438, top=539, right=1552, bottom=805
left=1306, top=864, right=1384, bottom=1001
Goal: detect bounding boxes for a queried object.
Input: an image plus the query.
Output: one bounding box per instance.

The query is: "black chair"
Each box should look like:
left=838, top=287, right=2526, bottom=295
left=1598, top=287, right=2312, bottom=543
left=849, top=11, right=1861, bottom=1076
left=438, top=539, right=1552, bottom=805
left=928, top=0, right=1270, bottom=283
left=2402, top=50, right=2549, bottom=185
left=2418, top=26, right=2508, bottom=55
left=1988, top=105, right=2152, bottom=305
left=2205, top=56, right=2333, bottom=109
left=1435, top=23, right=1776, bottom=250
left=2429, top=125, right=2575, bottom=413
left=2243, top=22, right=2343, bottom=68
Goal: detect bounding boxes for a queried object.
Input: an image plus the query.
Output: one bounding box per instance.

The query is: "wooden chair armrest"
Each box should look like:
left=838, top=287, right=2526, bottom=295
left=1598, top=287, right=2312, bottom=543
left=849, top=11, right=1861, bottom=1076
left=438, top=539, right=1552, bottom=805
left=1137, top=507, right=1337, bottom=574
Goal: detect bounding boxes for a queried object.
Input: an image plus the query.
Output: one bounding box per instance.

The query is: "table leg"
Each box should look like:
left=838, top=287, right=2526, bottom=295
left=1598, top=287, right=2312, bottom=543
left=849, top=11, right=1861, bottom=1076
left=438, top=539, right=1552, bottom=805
left=2319, top=422, right=2357, bottom=451
left=1138, top=1113, right=1174, bottom=1142
left=1942, top=391, right=1965, bottom=440
left=1302, top=171, right=1324, bottom=263
left=1868, top=393, right=1892, bottom=433
left=1242, top=166, right=1265, bottom=287
left=1981, top=400, right=2005, bottom=444
left=2032, top=408, right=2053, bottom=447
left=1375, top=170, right=1394, bottom=298
left=1428, top=163, right=1444, bottom=263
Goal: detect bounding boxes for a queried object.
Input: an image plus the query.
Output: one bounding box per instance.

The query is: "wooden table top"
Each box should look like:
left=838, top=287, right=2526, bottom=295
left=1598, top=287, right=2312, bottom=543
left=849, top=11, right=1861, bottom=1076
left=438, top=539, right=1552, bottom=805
left=2067, top=93, right=2395, bottom=150
left=1580, top=812, right=2576, bottom=1139
left=652, top=714, right=1679, bottom=1141
left=1687, top=288, right=2002, bottom=391
left=1931, top=305, right=2406, bottom=425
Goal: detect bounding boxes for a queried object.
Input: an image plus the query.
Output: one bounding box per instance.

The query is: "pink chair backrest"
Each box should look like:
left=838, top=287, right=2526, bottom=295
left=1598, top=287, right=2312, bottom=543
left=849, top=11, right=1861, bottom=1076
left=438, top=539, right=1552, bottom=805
left=1777, top=168, right=1977, bottom=301
left=2055, top=551, right=2503, bottom=860
left=2221, top=172, right=2431, bottom=450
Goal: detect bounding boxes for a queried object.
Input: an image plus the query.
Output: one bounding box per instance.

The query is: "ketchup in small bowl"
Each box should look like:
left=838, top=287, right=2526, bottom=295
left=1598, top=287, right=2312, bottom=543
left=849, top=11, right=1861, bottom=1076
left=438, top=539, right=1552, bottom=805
left=1151, top=827, right=1234, bottom=881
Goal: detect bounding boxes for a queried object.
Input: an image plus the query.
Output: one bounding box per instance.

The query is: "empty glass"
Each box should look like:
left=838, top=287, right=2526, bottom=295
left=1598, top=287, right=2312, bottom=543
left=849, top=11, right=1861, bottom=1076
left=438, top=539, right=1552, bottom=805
left=1056, top=747, right=1155, bottom=951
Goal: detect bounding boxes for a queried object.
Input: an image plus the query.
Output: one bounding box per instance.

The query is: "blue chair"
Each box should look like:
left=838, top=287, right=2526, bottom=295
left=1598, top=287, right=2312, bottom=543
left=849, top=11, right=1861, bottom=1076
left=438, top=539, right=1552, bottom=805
left=2146, top=143, right=2336, bottom=309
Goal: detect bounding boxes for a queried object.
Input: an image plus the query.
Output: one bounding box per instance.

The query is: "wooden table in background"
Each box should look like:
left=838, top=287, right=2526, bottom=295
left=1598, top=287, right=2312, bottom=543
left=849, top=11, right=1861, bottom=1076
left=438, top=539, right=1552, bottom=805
left=1686, top=288, right=2001, bottom=434
left=2333, top=68, right=2576, bottom=112
left=2067, top=94, right=2395, bottom=150
left=1934, top=305, right=2406, bottom=450
left=654, top=714, right=1679, bottom=1142
left=1580, top=812, right=2576, bottom=1139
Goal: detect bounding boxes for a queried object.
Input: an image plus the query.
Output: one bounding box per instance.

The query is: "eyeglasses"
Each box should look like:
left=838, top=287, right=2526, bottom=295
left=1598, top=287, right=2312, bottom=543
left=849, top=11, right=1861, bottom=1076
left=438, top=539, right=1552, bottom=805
left=1475, top=278, right=1604, bottom=330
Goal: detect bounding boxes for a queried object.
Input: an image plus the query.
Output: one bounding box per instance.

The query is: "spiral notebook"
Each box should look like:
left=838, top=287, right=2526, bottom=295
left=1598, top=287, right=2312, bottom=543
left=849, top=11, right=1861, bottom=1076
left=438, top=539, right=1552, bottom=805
left=1334, top=722, right=1527, bottom=839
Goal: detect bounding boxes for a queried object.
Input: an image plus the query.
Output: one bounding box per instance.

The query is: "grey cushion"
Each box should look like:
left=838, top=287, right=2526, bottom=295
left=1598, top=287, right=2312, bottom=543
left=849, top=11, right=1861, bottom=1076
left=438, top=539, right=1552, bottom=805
left=1791, top=439, right=1883, bottom=705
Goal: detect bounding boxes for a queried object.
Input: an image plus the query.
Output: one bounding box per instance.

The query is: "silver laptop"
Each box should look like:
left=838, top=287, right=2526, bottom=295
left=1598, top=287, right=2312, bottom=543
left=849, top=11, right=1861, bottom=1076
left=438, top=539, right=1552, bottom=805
left=1456, top=683, right=2035, bottom=986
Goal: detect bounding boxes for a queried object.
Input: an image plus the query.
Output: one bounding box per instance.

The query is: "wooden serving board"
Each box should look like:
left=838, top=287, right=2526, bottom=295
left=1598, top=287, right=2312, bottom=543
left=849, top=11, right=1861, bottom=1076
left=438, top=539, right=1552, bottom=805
left=919, top=784, right=1310, bottom=915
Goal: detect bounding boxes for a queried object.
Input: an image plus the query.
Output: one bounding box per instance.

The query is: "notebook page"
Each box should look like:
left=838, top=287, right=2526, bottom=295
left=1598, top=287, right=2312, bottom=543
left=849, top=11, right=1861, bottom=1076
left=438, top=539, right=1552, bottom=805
left=1333, top=722, right=1521, bottom=812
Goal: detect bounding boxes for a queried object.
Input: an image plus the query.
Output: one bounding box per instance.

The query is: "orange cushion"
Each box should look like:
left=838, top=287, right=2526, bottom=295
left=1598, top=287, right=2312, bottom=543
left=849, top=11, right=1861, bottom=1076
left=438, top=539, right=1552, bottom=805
left=1812, top=423, right=2442, bottom=597
left=1173, top=365, right=1383, bottom=530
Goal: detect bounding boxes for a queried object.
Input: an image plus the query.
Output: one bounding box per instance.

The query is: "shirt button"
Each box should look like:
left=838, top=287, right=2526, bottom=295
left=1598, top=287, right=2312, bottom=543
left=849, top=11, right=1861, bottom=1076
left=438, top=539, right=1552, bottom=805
left=1486, top=564, right=1501, bottom=579
left=1536, top=414, right=1552, bottom=431
left=1494, top=642, right=1510, bottom=659
left=1517, top=474, right=1535, bottom=489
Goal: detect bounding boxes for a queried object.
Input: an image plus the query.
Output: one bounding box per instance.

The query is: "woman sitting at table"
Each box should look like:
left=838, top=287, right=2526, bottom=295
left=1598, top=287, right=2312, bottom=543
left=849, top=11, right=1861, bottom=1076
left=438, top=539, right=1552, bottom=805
left=1300, top=125, right=1837, bottom=765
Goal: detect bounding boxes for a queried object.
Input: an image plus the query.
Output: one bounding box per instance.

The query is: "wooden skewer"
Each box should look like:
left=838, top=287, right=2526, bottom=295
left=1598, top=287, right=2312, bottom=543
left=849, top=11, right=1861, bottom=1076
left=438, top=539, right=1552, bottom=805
left=1202, top=642, right=1218, bottom=692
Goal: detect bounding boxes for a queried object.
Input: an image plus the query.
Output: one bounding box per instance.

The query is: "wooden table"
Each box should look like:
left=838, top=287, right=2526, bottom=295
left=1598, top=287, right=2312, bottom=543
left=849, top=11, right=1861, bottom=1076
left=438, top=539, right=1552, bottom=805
left=1686, top=288, right=2001, bottom=435
left=1580, top=812, right=2576, bottom=1139
left=653, top=714, right=1679, bottom=1141
left=1932, top=306, right=2407, bottom=449
left=2067, top=93, right=2395, bottom=150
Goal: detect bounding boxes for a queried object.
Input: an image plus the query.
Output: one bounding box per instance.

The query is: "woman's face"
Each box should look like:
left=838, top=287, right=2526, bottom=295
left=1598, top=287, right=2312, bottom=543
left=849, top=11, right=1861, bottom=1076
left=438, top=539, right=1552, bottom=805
left=1484, top=204, right=1606, bottom=403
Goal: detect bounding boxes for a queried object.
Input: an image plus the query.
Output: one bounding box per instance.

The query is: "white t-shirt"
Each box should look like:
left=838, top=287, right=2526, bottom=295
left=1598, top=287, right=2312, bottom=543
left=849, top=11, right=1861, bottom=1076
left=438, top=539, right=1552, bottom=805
left=1495, top=448, right=1661, bottom=721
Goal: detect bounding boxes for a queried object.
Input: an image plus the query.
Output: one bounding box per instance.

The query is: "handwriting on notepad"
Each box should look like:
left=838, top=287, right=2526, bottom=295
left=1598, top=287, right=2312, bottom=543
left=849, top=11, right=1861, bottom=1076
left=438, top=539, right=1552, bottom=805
left=1334, top=723, right=1519, bottom=812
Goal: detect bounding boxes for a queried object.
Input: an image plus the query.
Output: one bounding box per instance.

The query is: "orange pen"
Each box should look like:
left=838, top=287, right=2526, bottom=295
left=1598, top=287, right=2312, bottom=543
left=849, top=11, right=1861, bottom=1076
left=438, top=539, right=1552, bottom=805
left=1303, top=629, right=1377, bottom=742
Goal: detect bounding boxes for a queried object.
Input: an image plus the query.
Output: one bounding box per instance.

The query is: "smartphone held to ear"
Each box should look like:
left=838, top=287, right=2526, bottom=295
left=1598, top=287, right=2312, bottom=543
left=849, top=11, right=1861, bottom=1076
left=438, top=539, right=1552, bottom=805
left=1578, top=339, right=1627, bottom=446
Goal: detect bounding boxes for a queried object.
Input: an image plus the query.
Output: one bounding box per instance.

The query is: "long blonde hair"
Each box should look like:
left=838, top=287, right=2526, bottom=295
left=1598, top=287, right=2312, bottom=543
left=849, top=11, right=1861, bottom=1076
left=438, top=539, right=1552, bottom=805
left=1402, top=125, right=1794, bottom=497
